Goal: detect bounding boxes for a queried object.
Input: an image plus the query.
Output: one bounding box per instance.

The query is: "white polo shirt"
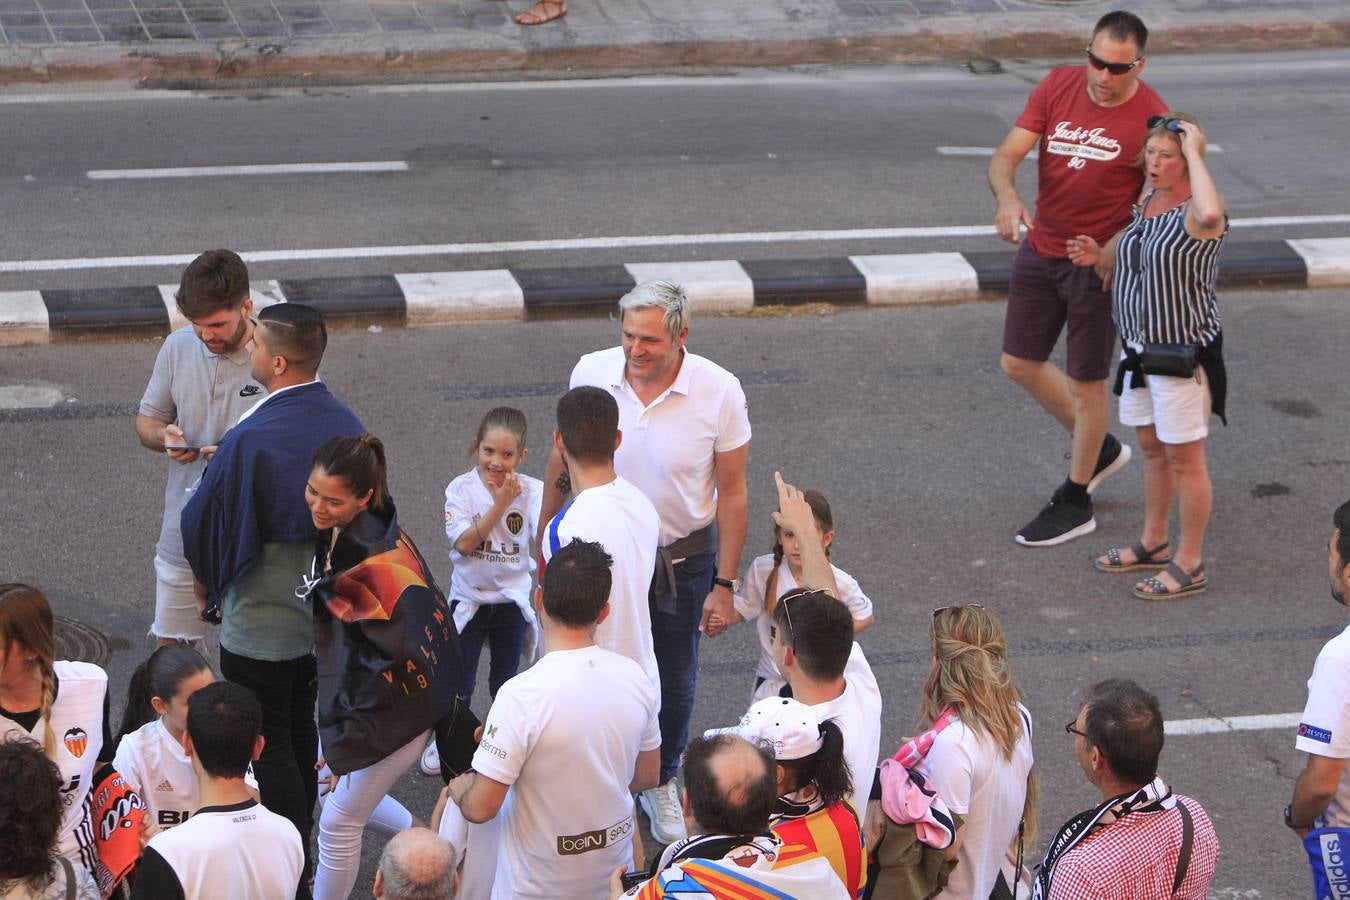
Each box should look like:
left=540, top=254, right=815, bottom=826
left=543, top=478, right=662, bottom=694
left=1297, top=622, right=1350, bottom=826
left=570, top=346, right=751, bottom=546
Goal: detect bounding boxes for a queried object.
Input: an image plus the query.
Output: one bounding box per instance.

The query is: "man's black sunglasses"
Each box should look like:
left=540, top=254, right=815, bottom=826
left=1147, top=116, right=1184, bottom=133
left=1085, top=46, right=1142, bottom=76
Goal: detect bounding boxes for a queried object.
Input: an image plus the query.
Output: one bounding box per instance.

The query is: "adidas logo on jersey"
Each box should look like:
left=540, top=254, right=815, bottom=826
left=155, top=779, right=174, bottom=792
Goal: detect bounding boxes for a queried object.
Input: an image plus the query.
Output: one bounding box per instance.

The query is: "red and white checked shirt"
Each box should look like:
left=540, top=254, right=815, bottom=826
left=1046, top=795, right=1220, bottom=900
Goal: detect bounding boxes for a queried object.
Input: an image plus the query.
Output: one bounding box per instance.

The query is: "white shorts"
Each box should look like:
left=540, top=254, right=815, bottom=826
left=152, top=555, right=208, bottom=642
left=1118, top=360, right=1212, bottom=445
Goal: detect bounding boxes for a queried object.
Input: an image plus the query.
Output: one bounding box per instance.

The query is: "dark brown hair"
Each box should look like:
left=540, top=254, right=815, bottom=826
left=0, top=737, right=64, bottom=884
left=472, top=407, right=528, bottom=457
left=175, top=249, right=250, bottom=320
left=311, top=433, right=391, bottom=518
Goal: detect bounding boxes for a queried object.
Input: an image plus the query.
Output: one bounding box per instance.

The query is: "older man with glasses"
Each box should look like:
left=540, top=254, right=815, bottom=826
left=987, top=10, right=1169, bottom=549
left=1036, top=679, right=1219, bottom=899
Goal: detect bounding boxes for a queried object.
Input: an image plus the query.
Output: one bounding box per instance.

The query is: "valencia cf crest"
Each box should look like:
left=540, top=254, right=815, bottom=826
left=506, top=512, right=524, bottom=536
left=64, top=727, right=89, bottom=759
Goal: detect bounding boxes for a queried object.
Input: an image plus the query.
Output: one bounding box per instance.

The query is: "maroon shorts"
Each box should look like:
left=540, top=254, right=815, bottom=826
left=1001, top=241, right=1116, bottom=382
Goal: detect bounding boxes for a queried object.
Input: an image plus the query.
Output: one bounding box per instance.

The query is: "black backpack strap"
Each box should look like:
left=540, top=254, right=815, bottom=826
left=1171, top=799, right=1194, bottom=896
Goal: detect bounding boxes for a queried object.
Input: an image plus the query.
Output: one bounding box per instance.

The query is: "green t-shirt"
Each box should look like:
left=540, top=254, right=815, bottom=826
left=220, top=542, right=315, bottom=661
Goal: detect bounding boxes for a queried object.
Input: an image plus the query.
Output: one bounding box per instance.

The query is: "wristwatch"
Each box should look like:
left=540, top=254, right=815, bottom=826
left=1285, top=804, right=1309, bottom=830
left=712, top=576, right=741, bottom=593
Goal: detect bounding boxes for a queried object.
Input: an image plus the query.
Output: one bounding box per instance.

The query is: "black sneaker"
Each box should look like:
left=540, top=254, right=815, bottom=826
left=1015, top=488, right=1097, bottom=547
left=1087, top=434, right=1132, bottom=495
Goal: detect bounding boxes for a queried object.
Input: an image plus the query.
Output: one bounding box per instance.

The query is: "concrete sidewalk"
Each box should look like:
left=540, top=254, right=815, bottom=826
left=0, top=0, right=1347, bottom=84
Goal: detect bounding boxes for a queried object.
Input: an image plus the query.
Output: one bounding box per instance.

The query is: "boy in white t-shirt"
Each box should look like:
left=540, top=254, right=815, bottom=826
left=132, top=682, right=303, bottom=900
left=444, top=538, right=661, bottom=900
left=540, top=386, right=662, bottom=693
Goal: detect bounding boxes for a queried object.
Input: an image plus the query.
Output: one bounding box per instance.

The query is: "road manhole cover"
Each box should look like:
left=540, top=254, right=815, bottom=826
left=55, top=616, right=115, bottom=667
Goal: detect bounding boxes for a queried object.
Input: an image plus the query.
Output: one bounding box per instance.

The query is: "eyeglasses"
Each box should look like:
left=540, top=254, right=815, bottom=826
left=1065, top=720, right=1089, bottom=739
left=1147, top=115, right=1184, bottom=133
left=1085, top=46, right=1142, bottom=76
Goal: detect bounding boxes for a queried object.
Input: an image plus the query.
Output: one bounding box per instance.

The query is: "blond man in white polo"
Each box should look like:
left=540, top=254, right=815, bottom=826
left=541, top=280, right=751, bottom=844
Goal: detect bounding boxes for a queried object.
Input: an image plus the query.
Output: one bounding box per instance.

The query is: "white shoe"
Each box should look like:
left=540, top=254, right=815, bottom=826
left=419, top=736, right=440, bottom=776
left=639, top=780, right=687, bottom=845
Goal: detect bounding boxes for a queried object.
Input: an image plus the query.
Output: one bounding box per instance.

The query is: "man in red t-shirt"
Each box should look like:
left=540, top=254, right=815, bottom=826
left=988, top=11, right=1167, bottom=548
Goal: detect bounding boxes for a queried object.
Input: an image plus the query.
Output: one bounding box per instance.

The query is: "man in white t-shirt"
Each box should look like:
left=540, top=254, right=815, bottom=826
left=541, top=280, right=752, bottom=843
left=132, top=682, right=303, bottom=900
left=541, top=386, right=662, bottom=692
left=445, top=538, right=661, bottom=900
left=765, top=474, right=883, bottom=820
left=134, top=249, right=266, bottom=646
left=1288, top=500, right=1350, bottom=833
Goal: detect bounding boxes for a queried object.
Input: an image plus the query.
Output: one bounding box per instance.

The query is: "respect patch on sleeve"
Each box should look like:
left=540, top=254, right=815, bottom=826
left=1300, top=723, right=1334, bottom=743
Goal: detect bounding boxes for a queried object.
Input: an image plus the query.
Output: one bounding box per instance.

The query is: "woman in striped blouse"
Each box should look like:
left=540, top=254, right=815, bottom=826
left=1066, top=112, right=1227, bottom=600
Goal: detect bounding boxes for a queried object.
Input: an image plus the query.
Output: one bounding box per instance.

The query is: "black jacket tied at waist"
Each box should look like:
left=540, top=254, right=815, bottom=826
left=1114, top=331, right=1227, bottom=427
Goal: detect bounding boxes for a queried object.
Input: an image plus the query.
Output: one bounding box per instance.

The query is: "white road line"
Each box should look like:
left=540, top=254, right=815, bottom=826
left=1165, top=712, right=1300, bottom=736
left=86, top=161, right=408, bottom=180
left=3, top=214, right=1349, bottom=273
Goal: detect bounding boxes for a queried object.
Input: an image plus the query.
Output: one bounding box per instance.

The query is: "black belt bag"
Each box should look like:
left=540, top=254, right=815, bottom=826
left=1136, top=343, right=1199, bottom=379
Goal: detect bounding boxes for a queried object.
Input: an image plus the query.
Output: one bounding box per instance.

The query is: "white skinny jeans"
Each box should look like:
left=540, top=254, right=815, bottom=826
left=313, top=730, right=428, bottom=900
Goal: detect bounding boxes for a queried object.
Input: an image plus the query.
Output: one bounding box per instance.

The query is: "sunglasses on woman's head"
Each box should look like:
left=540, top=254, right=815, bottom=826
left=1085, top=47, right=1142, bottom=76
left=1147, top=116, right=1184, bottom=133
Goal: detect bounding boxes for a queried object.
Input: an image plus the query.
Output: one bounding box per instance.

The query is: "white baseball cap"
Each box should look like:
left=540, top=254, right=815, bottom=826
left=730, top=696, right=824, bottom=761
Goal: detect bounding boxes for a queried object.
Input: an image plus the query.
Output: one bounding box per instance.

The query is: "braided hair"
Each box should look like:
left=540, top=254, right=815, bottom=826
left=0, top=585, right=58, bottom=756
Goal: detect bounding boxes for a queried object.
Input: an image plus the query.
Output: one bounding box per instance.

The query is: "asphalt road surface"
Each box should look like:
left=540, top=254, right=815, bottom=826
left=1, top=283, right=1345, bottom=896
left=1, top=49, right=1349, bottom=293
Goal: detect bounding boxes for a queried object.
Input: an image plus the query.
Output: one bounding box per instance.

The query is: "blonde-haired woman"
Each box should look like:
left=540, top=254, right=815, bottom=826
left=1068, top=111, right=1227, bottom=600
left=913, top=605, right=1035, bottom=899
left=0, top=584, right=112, bottom=887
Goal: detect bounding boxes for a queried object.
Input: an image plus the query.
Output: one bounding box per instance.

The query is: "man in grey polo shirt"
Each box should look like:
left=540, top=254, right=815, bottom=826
left=135, top=249, right=266, bottom=646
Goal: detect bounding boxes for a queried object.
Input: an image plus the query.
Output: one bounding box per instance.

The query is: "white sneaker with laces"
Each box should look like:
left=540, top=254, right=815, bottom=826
left=419, top=735, right=440, bottom=776
left=639, top=779, right=688, bottom=845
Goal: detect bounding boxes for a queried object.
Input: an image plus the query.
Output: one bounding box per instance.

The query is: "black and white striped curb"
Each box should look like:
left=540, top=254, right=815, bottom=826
left=2, top=238, right=1347, bottom=346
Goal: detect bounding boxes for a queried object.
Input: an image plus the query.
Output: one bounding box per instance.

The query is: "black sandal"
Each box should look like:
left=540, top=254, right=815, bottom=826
left=1094, top=541, right=1170, bottom=573
left=1133, top=561, right=1208, bottom=600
